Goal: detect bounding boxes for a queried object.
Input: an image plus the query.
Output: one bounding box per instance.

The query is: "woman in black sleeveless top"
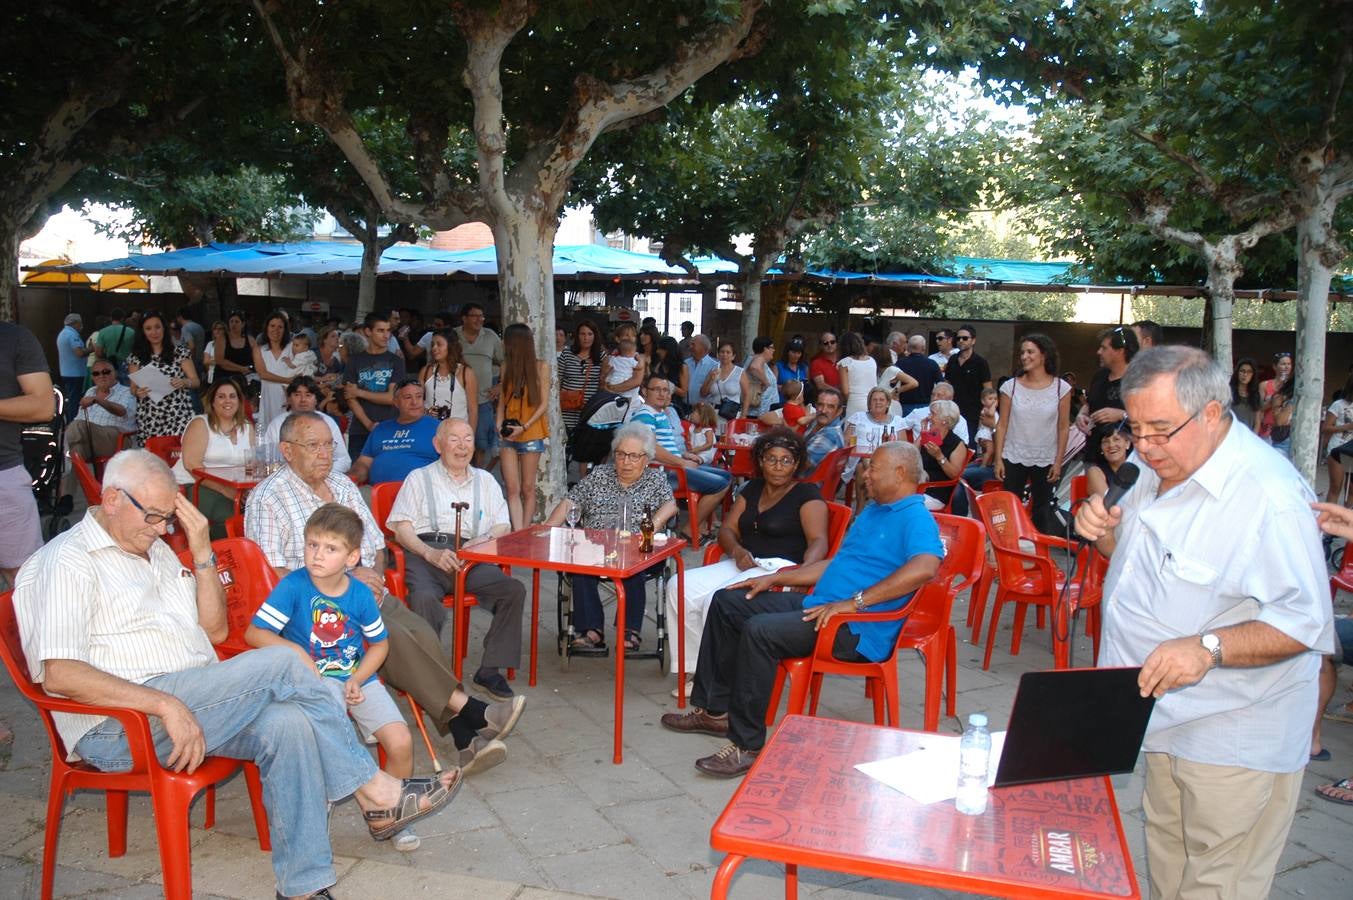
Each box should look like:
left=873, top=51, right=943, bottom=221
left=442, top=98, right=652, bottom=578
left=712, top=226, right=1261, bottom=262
left=665, top=426, right=830, bottom=690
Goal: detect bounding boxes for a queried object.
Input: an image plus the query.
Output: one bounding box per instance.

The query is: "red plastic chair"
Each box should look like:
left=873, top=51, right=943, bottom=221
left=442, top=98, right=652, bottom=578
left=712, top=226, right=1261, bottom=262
left=92, top=431, right=133, bottom=476
left=652, top=462, right=708, bottom=543
left=799, top=446, right=850, bottom=502
left=0, top=591, right=270, bottom=900
left=144, top=435, right=183, bottom=469
left=1068, top=473, right=1088, bottom=511
left=922, top=445, right=974, bottom=513
left=974, top=491, right=1103, bottom=670
left=70, top=452, right=104, bottom=507
left=224, top=513, right=246, bottom=538
left=1332, top=546, right=1353, bottom=600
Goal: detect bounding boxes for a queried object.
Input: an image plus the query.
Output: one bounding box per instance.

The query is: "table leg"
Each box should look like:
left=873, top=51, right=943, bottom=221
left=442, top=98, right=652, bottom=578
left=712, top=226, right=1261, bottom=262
left=614, top=580, right=626, bottom=764
left=530, top=568, right=540, bottom=686
left=675, top=554, right=687, bottom=709
left=785, top=862, right=798, bottom=900
left=710, top=854, right=745, bottom=899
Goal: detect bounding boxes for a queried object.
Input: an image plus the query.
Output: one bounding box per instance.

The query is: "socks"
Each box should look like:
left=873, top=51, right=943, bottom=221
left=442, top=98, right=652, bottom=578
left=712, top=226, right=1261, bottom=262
left=447, top=716, right=478, bottom=750
left=459, top=697, right=489, bottom=731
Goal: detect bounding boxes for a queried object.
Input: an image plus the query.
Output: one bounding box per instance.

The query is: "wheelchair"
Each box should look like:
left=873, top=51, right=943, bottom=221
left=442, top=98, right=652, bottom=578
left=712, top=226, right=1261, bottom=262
left=555, top=560, right=671, bottom=671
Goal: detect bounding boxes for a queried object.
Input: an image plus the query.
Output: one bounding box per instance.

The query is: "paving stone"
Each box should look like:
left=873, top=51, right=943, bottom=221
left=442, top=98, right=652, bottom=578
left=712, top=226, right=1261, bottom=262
left=485, top=782, right=624, bottom=857
left=530, top=841, right=688, bottom=900
left=334, top=857, right=521, bottom=899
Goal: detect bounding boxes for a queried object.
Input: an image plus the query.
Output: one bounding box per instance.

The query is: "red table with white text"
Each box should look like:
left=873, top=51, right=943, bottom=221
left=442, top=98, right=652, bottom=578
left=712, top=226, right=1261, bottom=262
left=710, top=715, right=1139, bottom=900
left=454, top=525, right=688, bottom=763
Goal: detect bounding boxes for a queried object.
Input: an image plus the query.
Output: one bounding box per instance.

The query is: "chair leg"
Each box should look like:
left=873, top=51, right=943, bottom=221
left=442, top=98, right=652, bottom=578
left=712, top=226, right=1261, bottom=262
left=805, top=673, right=824, bottom=716
left=921, top=643, right=943, bottom=732
left=203, top=784, right=216, bottom=830
left=944, top=626, right=958, bottom=718
left=982, top=593, right=1007, bottom=670
left=969, top=567, right=993, bottom=645
left=1035, top=606, right=1046, bottom=630
left=105, top=789, right=129, bottom=857
left=43, top=780, right=69, bottom=899
left=1010, top=602, right=1030, bottom=656
left=786, top=667, right=812, bottom=717
left=242, top=764, right=271, bottom=851
left=883, top=668, right=900, bottom=727
left=403, top=694, right=441, bottom=773
left=870, top=676, right=887, bottom=726
left=151, top=788, right=197, bottom=900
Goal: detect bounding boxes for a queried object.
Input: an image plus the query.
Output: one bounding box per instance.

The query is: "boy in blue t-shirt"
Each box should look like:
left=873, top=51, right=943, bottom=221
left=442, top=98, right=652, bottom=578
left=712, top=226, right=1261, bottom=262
left=246, top=503, right=420, bottom=847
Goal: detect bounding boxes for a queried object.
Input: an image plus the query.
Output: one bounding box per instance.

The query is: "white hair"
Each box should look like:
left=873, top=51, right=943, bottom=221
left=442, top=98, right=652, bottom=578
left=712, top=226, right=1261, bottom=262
left=929, top=399, right=960, bottom=428
left=876, top=440, right=923, bottom=483
left=908, top=335, right=927, bottom=352
left=102, top=449, right=174, bottom=494
left=930, top=382, right=955, bottom=401
left=612, top=423, right=657, bottom=458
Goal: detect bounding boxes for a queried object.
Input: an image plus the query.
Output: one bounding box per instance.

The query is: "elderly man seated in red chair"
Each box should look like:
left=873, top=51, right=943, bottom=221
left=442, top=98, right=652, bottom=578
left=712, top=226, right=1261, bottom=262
left=13, top=449, right=460, bottom=899
left=661, top=440, right=943, bottom=777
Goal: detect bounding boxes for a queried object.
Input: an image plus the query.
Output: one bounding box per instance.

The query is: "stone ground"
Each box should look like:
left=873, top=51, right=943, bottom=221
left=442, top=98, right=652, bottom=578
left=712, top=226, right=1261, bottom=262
left=2, top=504, right=1352, bottom=898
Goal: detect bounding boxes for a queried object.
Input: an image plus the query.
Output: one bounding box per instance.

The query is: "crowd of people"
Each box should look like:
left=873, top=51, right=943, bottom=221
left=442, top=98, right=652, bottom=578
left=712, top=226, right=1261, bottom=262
left=4, top=305, right=1352, bottom=899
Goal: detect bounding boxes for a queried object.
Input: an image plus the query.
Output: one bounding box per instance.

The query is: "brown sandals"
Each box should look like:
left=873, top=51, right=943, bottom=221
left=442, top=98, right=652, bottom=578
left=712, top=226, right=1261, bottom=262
left=364, top=770, right=463, bottom=841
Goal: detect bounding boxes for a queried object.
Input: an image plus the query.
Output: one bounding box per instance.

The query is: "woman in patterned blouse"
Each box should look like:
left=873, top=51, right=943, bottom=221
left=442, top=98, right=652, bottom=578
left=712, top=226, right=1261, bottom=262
left=543, top=423, right=678, bottom=654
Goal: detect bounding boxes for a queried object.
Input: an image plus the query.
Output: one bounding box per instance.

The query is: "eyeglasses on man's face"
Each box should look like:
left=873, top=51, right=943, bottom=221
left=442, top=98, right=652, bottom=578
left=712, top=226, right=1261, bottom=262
left=120, top=488, right=176, bottom=526
left=1122, top=410, right=1199, bottom=446
left=956, top=335, right=973, bottom=343
left=285, top=439, right=335, bottom=455
left=92, top=369, right=115, bottom=376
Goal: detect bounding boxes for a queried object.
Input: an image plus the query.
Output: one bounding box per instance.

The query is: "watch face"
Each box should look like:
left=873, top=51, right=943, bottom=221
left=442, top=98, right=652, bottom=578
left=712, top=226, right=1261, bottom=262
left=1201, top=634, right=1220, bottom=651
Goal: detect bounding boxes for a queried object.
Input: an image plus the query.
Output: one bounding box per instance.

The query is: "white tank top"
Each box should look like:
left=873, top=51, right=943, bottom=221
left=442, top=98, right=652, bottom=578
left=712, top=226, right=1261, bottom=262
left=423, top=365, right=469, bottom=422
left=172, top=415, right=255, bottom=484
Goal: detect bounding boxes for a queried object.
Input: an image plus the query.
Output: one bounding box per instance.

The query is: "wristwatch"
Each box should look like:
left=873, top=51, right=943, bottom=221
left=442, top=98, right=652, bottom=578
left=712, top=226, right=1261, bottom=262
left=1199, top=632, right=1223, bottom=668
left=193, top=552, right=218, bottom=571
left=852, top=590, right=867, bottom=612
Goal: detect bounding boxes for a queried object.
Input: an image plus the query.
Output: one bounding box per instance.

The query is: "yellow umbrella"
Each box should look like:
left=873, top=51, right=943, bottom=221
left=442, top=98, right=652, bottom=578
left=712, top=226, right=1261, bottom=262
left=94, top=273, right=149, bottom=292
left=21, top=259, right=93, bottom=285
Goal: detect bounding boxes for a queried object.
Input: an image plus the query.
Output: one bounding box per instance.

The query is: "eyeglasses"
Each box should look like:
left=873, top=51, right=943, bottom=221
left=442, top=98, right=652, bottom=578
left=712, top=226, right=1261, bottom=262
left=956, top=335, right=973, bottom=342
left=760, top=455, right=798, bottom=468
left=614, top=450, right=648, bottom=463
left=92, top=369, right=115, bottom=376
left=821, top=340, right=836, bottom=346
left=1123, top=410, right=1198, bottom=446
left=285, top=439, right=335, bottom=455
left=119, top=488, right=176, bottom=526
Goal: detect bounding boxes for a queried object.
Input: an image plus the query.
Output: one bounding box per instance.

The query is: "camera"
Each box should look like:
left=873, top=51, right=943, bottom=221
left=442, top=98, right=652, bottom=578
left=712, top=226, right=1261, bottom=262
left=431, top=405, right=451, bottom=421
left=500, top=418, right=522, bottom=439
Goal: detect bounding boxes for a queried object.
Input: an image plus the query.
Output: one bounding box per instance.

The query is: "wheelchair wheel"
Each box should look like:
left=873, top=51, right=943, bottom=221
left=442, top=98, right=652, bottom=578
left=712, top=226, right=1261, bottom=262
left=556, top=572, right=573, bottom=668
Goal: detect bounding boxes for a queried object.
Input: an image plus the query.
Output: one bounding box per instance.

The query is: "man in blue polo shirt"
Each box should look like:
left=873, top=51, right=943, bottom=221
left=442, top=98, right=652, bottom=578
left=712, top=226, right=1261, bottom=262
left=662, top=440, right=943, bottom=777
left=348, top=378, right=440, bottom=484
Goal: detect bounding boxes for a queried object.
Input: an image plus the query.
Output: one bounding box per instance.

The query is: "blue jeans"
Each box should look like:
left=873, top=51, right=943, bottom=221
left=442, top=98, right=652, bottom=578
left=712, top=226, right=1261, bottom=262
left=74, top=646, right=378, bottom=897
left=475, top=400, right=499, bottom=454
left=667, top=465, right=731, bottom=495
left=571, top=567, right=659, bottom=635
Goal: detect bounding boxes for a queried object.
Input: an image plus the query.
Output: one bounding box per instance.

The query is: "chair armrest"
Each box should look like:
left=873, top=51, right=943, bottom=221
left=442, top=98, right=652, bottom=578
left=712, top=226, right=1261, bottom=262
left=995, top=544, right=1062, bottom=587
left=1031, top=533, right=1075, bottom=553
left=807, top=599, right=914, bottom=664
left=36, top=693, right=161, bottom=773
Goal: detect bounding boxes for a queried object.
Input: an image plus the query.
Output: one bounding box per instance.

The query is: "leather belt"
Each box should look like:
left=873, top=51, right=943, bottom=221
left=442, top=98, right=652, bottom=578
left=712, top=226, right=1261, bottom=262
left=417, top=532, right=458, bottom=544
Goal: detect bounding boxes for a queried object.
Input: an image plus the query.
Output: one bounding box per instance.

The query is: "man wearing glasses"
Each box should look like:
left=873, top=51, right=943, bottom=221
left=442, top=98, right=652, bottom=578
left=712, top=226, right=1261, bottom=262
left=809, top=331, right=841, bottom=397
left=247, top=413, right=523, bottom=774
left=63, top=363, right=137, bottom=496
left=947, top=324, right=992, bottom=439
left=1074, top=346, right=1332, bottom=900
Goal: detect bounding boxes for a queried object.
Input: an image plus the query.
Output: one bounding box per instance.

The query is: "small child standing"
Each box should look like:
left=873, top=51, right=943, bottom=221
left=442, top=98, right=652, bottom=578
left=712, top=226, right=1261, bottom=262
left=284, top=332, right=319, bottom=376
left=602, top=336, right=642, bottom=401
left=688, top=402, right=718, bottom=464
left=245, top=503, right=421, bottom=850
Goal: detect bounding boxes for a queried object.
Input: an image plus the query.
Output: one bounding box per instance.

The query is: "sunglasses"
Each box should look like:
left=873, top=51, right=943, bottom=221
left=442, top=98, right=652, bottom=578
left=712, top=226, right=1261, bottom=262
left=92, top=369, right=115, bottom=375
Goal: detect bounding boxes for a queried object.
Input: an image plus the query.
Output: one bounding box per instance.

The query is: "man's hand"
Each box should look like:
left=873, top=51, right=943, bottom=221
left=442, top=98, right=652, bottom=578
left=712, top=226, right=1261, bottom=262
left=1138, top=637, right=1213, bottom=698
left=344, top=679, right=365, bottom=706
left=427, top=547, right=463, bottom=574
left=174, top=494, right=213, bottom=561
left=726, top=571, right=778, bottom=598
left=160, top=696, right=206, bottom=773
left=1073, top=494, right=1121, bottom=543
left=802, top=599, right=854, bottom=631
left=1089, top=407, right=1126, bottom=425
left=1313, top=502, right=1353, bottom=542
left=350, top=566, right=386, bottom=597
left=79, top=395, right=97, bottom=409
left=343, top=383, right=359, bottom=401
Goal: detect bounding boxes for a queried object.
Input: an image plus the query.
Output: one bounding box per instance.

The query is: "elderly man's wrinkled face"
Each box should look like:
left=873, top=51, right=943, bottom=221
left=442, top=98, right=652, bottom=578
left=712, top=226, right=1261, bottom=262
left=103, top=475, right=178, bottom=556
left=434, top=420, right=476, bottom=469
left=1123, top=375, right=1220, bottom=489
left=282, top=419, right=335, bottom=484
left=816, top=393, right=841, bottom=423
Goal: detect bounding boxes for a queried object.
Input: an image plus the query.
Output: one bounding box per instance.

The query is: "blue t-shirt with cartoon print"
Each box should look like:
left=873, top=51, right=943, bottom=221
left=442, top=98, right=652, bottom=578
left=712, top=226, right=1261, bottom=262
left=251, top=568, right=387, bottom=684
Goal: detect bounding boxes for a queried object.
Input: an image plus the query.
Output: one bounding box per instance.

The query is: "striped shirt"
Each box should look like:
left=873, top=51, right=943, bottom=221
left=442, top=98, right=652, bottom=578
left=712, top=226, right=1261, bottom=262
left=244, top=464, right=384, bottom=571
left=386, top=462, right=509, bottom=538
left=14, top=511, right=218, bottom=756
left=78, top=383, right=137, bottom=432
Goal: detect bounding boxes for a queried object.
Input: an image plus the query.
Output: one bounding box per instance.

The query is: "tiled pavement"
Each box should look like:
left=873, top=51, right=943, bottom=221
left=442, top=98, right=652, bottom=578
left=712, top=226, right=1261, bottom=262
left=1, top=535, right=1351, bottom=899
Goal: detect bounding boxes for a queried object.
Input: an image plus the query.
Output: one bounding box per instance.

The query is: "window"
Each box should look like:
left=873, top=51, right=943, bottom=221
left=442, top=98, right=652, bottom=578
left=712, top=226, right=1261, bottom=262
left=634, top=297, right=648, bottom=312
left=678, top=297, right=692, bottom=313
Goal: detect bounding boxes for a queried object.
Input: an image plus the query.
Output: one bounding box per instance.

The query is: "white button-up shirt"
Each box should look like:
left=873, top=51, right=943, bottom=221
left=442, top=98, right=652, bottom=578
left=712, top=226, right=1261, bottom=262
left=79, top=383, right=137, bottom=433
left=14, top=511, right=217, bottom=755
left=386, top=461, right=509, bottom=540
left=1100, top=420, right=1334, bottom=772
left=244, top=465, right=384, bottom=571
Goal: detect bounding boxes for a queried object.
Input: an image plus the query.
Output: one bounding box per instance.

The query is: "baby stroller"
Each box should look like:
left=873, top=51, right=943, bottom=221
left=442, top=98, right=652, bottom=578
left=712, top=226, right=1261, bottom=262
left=23, top=387, right=73, bottom=539
left=566, top=390, right=632, bottom=467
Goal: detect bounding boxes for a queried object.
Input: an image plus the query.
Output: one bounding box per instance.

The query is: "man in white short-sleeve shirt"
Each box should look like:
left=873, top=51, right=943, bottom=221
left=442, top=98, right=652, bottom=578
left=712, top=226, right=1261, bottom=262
left=1074, top=346, right=1333, bottom=900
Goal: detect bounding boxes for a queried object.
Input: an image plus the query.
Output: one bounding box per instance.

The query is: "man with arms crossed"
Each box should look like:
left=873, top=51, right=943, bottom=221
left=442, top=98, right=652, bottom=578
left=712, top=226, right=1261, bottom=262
left=1075, top=346, right=1332, bottom=899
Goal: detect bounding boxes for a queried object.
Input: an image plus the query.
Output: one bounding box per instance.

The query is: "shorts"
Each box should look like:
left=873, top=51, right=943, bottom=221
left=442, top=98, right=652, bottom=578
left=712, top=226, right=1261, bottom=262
left=474, top=400, right=499, bottom=454
left=502, top=438, right=546, bottom=453
left=0, top=464, right=43, bottom=570
left=1329, top=442, right=1353, bottom=463
left=321, top=677, right=404, bottom=742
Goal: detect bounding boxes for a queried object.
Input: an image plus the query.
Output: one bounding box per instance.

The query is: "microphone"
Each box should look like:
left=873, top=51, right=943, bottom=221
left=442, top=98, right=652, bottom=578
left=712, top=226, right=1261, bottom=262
left=1073, top=462, right=1139, bottom=544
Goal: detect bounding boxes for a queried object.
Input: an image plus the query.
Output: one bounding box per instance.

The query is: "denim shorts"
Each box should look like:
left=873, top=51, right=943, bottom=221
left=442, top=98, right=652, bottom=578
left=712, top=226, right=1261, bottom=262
left=503, top=438, right=546, bottom=453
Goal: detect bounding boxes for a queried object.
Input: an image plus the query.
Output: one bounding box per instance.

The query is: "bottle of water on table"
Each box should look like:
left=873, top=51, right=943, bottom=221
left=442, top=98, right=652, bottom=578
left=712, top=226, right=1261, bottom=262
left=955, top=712, right=991, bottom=815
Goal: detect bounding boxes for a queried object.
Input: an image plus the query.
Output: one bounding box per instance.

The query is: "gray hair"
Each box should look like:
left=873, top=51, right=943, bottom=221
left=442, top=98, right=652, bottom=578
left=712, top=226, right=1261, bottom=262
left=692, top=334, right=711, bottom=352
left=280, top=410, right=328, bottom=443
left=1122, top=346, right=1231, bottom=416
left=64, top=313, right=82, bottom=327
left=886, top=331, right=906, bottom=349
left=930, top=382, right=955, bottom=401
left=908, top=334, right=927, bottom=353
left=876, top=440, right=923, bottom=483
left=103, top=449, right=174, bottom=494
left=611, top=422, right=657, bottom=459
left=339, top=330, right=368, bottom=355
left=929, top=399, right=960, bottom=428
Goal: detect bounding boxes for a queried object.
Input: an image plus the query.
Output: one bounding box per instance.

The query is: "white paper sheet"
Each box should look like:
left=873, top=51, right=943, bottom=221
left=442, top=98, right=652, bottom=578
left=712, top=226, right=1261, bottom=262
left=130, top=365, right=174, bottom=403
left=854, top=731, right=1007, bottom=805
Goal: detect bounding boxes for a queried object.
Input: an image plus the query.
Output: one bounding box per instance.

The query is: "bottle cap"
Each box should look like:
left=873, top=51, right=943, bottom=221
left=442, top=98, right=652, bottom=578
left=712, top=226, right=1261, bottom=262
left=968, top=713, right=988, bottom=727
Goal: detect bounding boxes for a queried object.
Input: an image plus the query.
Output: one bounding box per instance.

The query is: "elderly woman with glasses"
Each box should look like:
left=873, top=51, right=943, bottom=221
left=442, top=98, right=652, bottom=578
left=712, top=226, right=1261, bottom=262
left=543, top=423, right=678, bottom=654
left=663, top=426, right=829, bottom=696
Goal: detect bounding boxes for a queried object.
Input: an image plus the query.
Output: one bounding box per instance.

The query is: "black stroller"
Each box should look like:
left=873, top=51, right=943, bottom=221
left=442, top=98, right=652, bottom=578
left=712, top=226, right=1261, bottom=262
left=23, top=387, right=73, bottom=539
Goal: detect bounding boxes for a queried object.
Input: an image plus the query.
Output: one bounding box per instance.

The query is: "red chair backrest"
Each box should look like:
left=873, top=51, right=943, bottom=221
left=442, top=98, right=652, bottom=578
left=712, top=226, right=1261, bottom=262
left=225, top=514, right=246, bottom=538
left=932, top=513, right=986, bottom=598
left=370, top=481, right=401, bottom=540
left=974, top=490, right=1045, bottom=584
left=803, top=445, right=850, bottom=502
left=70, top=452, right=104, bottom=507
left=0, top=591, right=81, bottom=759
left=176, top=538, right=279, bottom=659
left=1069, top=473, right=1088, bottom=510
left=145, top=435, right=183, bottom=468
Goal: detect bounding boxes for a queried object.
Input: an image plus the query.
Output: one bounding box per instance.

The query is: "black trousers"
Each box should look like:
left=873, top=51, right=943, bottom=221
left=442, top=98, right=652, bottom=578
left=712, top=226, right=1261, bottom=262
left=1002, top=459, right=1056, bottom=511
left=692, top=589, right=863, bottom=752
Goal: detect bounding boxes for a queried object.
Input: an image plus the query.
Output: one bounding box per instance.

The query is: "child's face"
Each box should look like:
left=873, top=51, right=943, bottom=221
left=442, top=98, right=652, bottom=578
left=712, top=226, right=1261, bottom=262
left=292, top=337, right=309, bottom=355
left=981, top=392, right=998, bottom=410
left=619, top=339, right=636, bottom=356
left=304, top=531, right=361, bottom=581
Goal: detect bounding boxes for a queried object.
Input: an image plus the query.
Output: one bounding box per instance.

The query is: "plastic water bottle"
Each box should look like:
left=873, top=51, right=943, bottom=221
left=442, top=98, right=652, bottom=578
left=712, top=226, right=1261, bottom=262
left=955, top=713, right=991, bottom=815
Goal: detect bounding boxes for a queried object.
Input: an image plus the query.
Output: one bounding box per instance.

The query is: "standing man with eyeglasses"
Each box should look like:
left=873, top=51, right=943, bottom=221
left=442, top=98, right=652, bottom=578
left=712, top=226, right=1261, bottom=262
left=1081, top=326, right=1139, bottom=467
left=1074, top=346, right=1332, bottom=900
left=946, top=324, right=991, bottom=441
left=62, top=362, right=137, bottom=495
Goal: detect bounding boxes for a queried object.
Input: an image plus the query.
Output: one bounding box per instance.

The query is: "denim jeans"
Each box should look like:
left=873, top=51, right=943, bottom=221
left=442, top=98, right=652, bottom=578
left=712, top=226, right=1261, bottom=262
left=666, top=464, right=731, bottom=495
left=74, top=646, right=378, bottom=897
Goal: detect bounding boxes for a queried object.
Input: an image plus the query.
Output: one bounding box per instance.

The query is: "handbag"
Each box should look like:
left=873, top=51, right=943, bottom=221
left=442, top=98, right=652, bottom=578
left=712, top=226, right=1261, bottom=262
left=716, top=398, right=741, bottom=420
left=560, top=388, right=585, bottom=411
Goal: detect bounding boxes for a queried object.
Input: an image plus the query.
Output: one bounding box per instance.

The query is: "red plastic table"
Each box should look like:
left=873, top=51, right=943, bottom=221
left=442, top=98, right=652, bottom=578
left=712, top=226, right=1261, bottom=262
left=191, top=466, right=262, bottom=514
left=710, top=715, right=1139, bottom=899
left=455, top=525, right=688, bottom=763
